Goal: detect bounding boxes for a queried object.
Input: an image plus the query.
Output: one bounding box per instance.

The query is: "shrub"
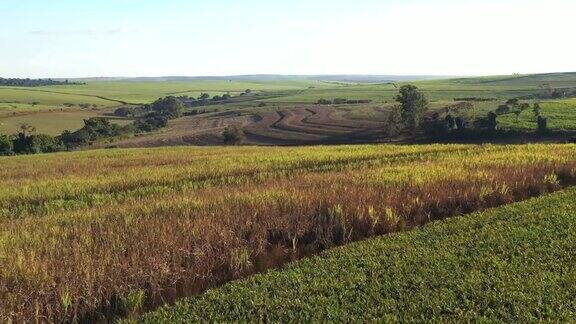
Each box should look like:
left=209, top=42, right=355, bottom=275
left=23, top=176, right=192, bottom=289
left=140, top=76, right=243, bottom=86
left=317, top=99, right=333, bottom=105
left=0, top=134, right=13, bottom=155
left=152, top=96, right=184, bottom=119
left=12, top=133, right=61, bottom=154
left=222, top=125, right=245, bottom=145
left=496, top=105, right=510, bottom=115
left=134, top=114, right=169, bottom=133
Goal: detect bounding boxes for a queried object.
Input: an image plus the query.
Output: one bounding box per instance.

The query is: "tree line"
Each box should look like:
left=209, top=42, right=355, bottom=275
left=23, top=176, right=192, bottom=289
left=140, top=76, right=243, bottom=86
left=393, top=85, right=550, bottom=139
left=316, top=98, right=373, bottom=105
left=0, top=78, right=85, bottom=87
left=0, top=96, right=185, bottom=156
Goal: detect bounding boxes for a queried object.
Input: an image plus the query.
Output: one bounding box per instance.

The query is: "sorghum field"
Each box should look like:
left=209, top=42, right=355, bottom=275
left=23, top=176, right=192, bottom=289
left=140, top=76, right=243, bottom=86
left=142, top=187, right=576, bottom=322
left=1, top=144, right=576, bottom=321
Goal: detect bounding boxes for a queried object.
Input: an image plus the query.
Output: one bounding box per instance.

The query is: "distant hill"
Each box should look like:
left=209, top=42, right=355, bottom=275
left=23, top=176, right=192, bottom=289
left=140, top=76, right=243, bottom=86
left=448, top=72, right=576, bottom=85
left=58, top=72, right=576, bottom=85
left=62, top=74, right=453, bottom=83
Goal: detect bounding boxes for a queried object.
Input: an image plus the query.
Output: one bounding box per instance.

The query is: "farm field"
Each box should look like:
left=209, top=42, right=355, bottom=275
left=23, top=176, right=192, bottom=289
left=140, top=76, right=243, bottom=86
left=141, top=186, right=576, bottom=322
left=0, top=79, right=328, bottom=112
left=1, top=143, right=576, bottom=321
left=109, top=97, right=576, bottom=148
left=0, top=109, right=131, bottom=135
left=2, top=73, right=576, bottom=141
left=499, top=98, right=576, bottom=132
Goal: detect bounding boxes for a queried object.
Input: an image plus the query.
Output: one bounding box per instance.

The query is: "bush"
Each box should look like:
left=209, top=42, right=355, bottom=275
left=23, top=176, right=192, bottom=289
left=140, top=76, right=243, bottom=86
left=134, top=114, right=168, bottom=133
left=152, top=97, right=184, bottom=119
left=59, top=118, right=129, bottom=148
left=0, top=134, right=13, bottom=155
left=12, top=133, right=61, bottom=154
left=473, top=112, right=498, bottom=133
left=496, top=105, right=510, bottom=115
left=222, top=125, right=245, bottom=145
left=317, top=99, right=333, bottom=105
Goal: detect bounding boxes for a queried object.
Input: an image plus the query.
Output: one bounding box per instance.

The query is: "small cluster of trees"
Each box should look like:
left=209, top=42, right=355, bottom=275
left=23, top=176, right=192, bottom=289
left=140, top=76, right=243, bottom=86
left=0, top=124, right=66, bottom=155
left=527, top=86, right=576, bottom=100
left=495, top=99, right=548, bottom=133
left=0, top=78, right=84, bottom=87
left=222, top=124, right=245, bottom=145
left=176, top=93, right=234, bottom=108
left=1, top=96, right=186, bottom=156
left=393, top=85, right=550, bottom=138
left=453, top=97, right=497, bottom=102
left=316, top=98, right=372, bottom=105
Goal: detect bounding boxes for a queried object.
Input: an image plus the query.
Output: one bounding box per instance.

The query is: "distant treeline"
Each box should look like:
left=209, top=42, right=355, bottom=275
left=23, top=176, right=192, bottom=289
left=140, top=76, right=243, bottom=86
left=114, top=90, right=253, bottom=118
left=316, top=98, right=373, bottom=105
left=454, top=97, right=497, bottom=102
left=521, top=87, right=576, bottom=100
left=424, top=98, right=550, bottom=139
left=0, top=78, right=85, bottom=87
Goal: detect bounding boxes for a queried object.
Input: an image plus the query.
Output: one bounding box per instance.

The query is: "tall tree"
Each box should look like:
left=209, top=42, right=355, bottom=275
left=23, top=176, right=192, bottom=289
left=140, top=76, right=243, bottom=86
left=152, top=96, right=184, bottom=119
left=395, top=85, right=429, bottom=131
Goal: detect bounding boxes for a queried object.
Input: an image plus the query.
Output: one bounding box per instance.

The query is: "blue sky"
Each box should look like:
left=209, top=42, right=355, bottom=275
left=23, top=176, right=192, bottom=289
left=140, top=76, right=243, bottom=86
left=1, top=0, right=574, bottom=78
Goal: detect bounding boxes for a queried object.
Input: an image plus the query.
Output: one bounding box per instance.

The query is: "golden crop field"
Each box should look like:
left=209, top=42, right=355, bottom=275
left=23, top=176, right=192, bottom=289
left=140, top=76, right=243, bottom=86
left=1, top=144, right=576, bottom=321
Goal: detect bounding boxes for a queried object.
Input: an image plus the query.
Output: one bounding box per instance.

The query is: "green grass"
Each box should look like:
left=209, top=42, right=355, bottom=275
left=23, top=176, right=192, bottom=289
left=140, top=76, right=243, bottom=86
left=36, top=80, right=330, bottom=104
left=264, top=79, right=555, bottom=104
left=141, top=187, right=576, bottom=322
left=0, top=87, right=114, bottom=114
left=0, top=80, right=327, bottom=112
left=499, top=99, right=576, bottom=132
left=0, top=110, right=131, bottom=135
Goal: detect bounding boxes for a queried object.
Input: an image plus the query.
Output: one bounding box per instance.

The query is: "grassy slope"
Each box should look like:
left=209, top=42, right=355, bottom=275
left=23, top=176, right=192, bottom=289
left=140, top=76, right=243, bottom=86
left=0, top=80, right=328, bottom=109
left=499, top=98, right=576, bottom=132
left=0, top=110, right=131, bottom=135
left=141, top=187, right=576, bottom=322
left=266, top=72, right=576, bottom=103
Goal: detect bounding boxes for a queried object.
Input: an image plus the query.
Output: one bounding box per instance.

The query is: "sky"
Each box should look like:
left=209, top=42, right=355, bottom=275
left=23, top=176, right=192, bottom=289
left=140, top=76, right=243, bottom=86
left=0, top=0, right=575, bottom=78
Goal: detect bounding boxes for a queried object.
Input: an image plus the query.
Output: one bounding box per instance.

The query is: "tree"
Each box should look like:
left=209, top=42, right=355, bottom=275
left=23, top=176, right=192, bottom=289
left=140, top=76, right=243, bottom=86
left=533, top=103, right=541, bottom=119
left=18, top=123, right=36, bottom=137
left=486, top=111, right=498, bottom=132
left=152, top=96, right=184, bottom=119
left=12, top=132, right=60, bottom=154
left=537, top=116, right=548, bottom=134
left=222, top=125, right=245, bottom=145
left=506, top=98, right=519, bottom=107
left=473, top=112, right=498, bottom=133
left=395, top=85, right=428, bottom=131
left=386, top=107, right=404, bottom=137
left=445, top=114, right=456, bottom=130
left=0, top=134, right=13, bottom=155
left=455, top=116, right=467, bottom=133
left=496, top=104, right=510, bottom=115
left=199, top=93, right=210, bottom=100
